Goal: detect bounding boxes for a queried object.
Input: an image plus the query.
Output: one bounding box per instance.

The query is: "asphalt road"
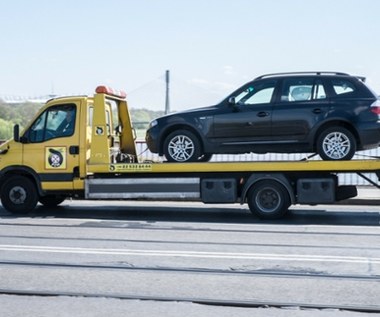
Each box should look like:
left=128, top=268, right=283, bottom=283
left=0, top=200, right=379, bottom=317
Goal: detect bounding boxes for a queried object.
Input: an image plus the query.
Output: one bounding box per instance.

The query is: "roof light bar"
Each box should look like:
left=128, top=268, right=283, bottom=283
left=95, top=86, right=127, bottom=99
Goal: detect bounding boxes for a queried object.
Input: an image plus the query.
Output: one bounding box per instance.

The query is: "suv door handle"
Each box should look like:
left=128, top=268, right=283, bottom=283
left=257, top=111, right=269, bottom=117
left=312, top=108, right=323, bottom=114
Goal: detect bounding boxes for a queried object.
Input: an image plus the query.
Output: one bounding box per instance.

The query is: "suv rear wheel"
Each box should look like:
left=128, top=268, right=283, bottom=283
left=164, top=130, right=201, bottom=162
left=317, top=127, right=356, bottom=160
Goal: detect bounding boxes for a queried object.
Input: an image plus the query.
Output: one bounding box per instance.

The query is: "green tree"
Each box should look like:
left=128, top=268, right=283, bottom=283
left=0, top=102, right=42, bottom=140
left=0, top=117, right=14, bottom=140
left=131, top=108, right=164, bottom=128
left=0, top=101, right=165, bottom=140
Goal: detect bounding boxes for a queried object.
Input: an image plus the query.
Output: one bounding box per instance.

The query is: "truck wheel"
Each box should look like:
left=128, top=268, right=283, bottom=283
left=39, top=195, right=66, bottom=207
left=164, top=130, right=201, bottom=162
left=317, top=127, right=356, bottom=160
left=247, top=180, right=290, bottom=219
left=1, top=176, right=38, bottom=213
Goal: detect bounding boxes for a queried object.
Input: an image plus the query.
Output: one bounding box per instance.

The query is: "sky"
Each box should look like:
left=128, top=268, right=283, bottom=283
left=1, top=0, right=380, bottom=111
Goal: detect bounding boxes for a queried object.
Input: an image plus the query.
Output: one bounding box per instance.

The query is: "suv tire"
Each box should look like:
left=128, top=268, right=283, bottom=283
left=164, top=130, right=201, bottom=162
left=317, top=126, right=356, bottom=160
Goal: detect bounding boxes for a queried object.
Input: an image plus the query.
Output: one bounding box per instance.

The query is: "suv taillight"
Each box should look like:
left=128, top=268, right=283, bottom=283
left=370, top=100, right=380, bottom=118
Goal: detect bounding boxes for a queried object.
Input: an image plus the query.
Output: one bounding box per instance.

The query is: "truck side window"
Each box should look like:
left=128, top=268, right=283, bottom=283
left=26, top=104, right=76, bottom=143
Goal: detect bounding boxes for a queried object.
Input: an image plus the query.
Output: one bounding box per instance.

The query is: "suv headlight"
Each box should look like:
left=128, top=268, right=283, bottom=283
left=148, top=120, right=158, bottom=129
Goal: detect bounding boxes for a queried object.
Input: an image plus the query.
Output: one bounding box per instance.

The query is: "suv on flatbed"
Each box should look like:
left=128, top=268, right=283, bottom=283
left=146, top=72, right=380, bottom=162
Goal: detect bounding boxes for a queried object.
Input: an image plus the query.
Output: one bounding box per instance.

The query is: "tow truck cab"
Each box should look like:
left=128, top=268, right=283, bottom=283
left=0, top=86, right=136, bottom=208
left=0, top=86, right=378, bottom=219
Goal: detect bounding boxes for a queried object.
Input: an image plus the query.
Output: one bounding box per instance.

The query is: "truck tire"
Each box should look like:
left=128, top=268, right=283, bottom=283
left=317, top=127, right=356, bottom=160
left=164, top=130, right=201, bottom=162
left=1, top=176, right=38, bottom=213
left=247, top=180, right=290, bottom=219
left=39, top=195, right=66, bottom=207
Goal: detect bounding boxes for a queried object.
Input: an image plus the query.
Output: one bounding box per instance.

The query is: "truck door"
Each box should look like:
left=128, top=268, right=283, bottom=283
left=21, top=103, right=80, bottom=191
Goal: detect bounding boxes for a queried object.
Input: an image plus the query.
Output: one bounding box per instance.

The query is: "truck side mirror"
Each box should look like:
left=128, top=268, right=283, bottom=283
left=13, top=124, right=20, bottom=142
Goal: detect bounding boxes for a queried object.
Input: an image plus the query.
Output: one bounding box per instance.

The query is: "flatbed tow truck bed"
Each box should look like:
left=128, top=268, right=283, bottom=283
left=0, top=86, right=379, bottom=219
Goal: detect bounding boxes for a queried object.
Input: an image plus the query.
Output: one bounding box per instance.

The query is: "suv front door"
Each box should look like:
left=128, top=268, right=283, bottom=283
left=212, top=80, right=277, bottom=146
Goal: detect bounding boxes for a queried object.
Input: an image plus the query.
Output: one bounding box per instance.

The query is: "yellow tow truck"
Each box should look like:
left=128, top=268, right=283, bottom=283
left=0, top=86, right=379, bottom=219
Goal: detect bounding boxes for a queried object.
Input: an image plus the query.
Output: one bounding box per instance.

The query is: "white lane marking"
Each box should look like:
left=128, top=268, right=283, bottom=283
left=0, top=244, right=379, bottom=264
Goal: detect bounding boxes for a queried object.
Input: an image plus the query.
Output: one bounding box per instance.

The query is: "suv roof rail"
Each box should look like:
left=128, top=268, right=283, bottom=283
left=356, top=76, right=366, bottom=82
left=254, top=71, right=351, bottom=80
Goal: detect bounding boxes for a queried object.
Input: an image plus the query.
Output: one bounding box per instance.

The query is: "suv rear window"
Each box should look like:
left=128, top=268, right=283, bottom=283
left=332, top=79, right=356, bottom=96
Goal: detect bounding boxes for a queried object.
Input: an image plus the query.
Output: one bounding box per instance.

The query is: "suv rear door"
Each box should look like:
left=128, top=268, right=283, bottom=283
left=272, top=77, right=329, bottom=143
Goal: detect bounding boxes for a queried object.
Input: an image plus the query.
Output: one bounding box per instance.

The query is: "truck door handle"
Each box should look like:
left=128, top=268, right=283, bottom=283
left=69, top=145, right=79, bottom=155
left=312, top=108, right=323, bottom=114
left=257, top=111, right=269, bottom=117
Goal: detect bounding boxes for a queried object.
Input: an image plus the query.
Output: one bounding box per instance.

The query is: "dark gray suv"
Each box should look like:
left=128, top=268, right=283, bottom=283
left=146, top=72, right=380, bottom=162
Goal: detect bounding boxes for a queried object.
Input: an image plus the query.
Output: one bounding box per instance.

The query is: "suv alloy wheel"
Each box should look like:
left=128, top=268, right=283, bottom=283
left=317, top=127, right=356, bottom=160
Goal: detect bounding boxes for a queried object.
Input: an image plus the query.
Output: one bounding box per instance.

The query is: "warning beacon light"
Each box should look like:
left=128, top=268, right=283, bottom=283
left=95, top=86, right=127, bottom=99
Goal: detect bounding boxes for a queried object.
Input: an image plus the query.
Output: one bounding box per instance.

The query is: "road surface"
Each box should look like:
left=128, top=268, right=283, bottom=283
left=0, top=200, right=379, bottom=316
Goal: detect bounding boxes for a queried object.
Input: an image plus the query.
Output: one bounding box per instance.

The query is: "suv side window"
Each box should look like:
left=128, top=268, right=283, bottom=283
left=281, top=79, right=326, bottom=102
left=234, top=80, right=276, bottom=105
left=332, top=79, right=355, bottom=96
left=313, top=81, right=326, bottom=100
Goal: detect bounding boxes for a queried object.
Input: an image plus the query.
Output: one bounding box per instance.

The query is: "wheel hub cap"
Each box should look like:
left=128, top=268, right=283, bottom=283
left=256, top=188, right=281, bottom=213
left=168, top=135, right=195, bottom=162
left=323, top=132, right=350, bottom=159
left=9, top=186, right=27, bottom=205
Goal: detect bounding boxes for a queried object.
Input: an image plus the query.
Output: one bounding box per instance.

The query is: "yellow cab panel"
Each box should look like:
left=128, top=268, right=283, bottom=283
left=19, top=97, right=86, bottom=191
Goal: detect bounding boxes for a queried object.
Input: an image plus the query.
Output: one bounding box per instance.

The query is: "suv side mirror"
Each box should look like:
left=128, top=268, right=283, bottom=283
left=228, top=97, right=236, bottom=105
left=228, top=96, right=241, bottom=112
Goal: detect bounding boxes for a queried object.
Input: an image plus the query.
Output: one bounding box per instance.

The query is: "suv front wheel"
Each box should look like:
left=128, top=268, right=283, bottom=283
left=164, top=130, right=201, bottom=162
left=317, top=127, right=356, bottom=160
